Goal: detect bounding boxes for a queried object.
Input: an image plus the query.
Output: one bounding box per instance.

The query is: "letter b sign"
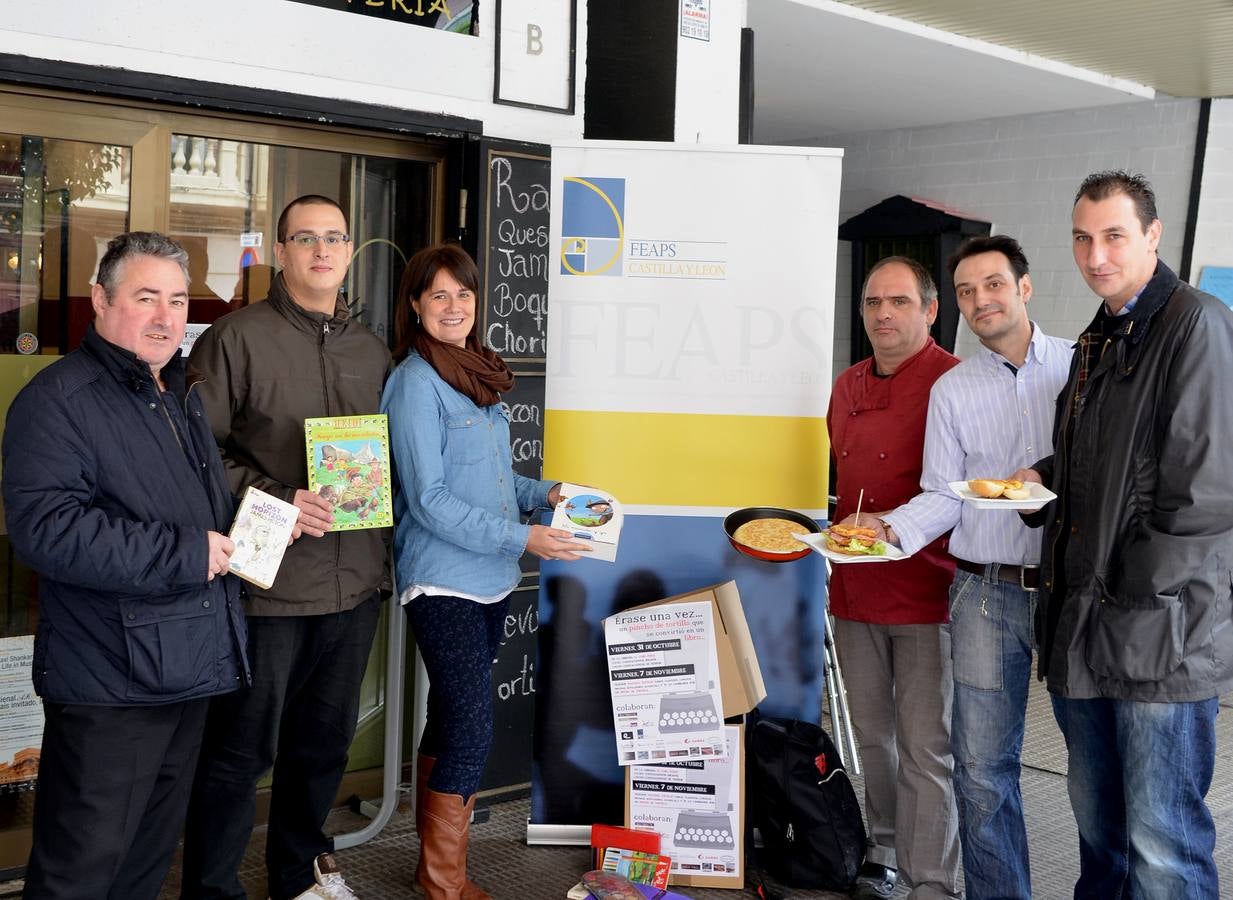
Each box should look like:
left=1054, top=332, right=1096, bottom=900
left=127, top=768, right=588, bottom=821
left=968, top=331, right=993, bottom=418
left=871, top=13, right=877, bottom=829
left=526, top=23, right=543, bottom=55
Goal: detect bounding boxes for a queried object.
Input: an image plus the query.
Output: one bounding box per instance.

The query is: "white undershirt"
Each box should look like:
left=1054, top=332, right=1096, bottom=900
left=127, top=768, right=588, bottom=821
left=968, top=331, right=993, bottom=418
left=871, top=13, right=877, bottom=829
left=399, top=584, right=512, bottom=606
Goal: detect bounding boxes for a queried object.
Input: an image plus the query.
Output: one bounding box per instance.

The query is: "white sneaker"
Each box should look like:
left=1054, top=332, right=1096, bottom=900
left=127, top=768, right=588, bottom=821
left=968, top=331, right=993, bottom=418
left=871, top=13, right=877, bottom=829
left=288, top=853, right=359, bottom=900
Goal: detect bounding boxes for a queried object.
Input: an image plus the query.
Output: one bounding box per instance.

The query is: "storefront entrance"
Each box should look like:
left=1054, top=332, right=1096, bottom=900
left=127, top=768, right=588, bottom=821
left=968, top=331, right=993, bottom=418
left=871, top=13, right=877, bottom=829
left=0, top=85, right=446, bottom=871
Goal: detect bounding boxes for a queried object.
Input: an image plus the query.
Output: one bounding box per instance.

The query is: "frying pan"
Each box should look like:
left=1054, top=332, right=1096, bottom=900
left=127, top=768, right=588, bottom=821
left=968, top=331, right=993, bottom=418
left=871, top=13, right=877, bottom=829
left=723, top=506, right=822, bottom=563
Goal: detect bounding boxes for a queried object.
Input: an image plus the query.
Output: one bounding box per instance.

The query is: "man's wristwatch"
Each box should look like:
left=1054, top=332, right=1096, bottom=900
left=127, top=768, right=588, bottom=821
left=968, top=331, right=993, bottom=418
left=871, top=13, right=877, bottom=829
left=875, top=517, right=897, bottom=546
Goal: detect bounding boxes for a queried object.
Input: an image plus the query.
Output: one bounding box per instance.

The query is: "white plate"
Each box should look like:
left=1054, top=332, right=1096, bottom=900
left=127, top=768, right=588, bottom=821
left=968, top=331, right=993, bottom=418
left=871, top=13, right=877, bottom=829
left=948, top=480, right=1057, bottom=511
left=793, top=531, right=910, bottom=564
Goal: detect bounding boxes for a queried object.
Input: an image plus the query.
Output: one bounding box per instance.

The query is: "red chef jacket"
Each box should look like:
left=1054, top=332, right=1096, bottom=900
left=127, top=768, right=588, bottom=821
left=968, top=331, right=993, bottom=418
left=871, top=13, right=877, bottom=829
left=826, top=338, right=959, bottom=624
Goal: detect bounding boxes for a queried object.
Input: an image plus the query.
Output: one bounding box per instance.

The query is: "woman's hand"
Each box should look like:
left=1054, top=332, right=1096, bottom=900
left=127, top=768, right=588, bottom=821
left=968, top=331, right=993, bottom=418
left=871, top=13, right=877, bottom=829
left=526, top=525, right=591, bottom=561
left=546, top=483, right=564, bottom=507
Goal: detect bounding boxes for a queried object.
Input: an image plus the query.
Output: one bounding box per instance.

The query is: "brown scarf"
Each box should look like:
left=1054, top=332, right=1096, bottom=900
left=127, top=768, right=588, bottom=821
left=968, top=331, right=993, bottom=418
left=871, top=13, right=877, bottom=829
left=414, top=331, right=514, bottom=407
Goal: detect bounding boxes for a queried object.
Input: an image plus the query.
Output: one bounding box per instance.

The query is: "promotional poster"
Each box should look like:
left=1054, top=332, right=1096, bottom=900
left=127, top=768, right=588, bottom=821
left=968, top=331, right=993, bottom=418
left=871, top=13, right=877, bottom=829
left=603, top=600, right=725, bottom=764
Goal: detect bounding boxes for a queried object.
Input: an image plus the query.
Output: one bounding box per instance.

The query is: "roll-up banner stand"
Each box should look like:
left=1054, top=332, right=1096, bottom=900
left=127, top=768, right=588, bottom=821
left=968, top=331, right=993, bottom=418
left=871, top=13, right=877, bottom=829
left=529, top=142, right=843, bottom=841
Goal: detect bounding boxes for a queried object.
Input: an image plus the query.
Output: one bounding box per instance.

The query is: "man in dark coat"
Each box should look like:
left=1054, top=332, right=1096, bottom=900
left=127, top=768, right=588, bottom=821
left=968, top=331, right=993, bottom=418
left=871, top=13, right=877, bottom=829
left=2, top=232, right=251, bottom=900
left=1017, top=171, right=1233, bottom=899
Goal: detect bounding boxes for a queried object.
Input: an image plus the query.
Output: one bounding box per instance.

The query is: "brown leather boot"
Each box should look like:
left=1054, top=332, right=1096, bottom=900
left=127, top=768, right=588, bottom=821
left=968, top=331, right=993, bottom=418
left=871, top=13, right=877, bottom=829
left=416, top=788, right=491, bottom=900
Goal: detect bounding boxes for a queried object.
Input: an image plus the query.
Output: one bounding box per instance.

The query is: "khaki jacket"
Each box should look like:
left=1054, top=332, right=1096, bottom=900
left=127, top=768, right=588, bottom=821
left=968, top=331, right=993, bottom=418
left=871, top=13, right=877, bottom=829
left=189, top=274, right=392, bottom=616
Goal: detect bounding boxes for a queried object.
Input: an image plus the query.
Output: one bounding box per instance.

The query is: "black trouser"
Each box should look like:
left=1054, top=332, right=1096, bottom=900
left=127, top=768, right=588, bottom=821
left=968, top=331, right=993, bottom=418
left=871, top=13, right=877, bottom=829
left=180, top=594, right=382, bottom=900
left=24, top=698, right=210, bottom=900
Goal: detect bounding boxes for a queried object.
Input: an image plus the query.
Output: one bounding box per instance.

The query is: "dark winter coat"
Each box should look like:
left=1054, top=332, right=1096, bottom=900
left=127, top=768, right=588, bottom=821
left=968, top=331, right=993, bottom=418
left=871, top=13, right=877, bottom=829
left=1031, top=262, right=1233, bottom=702
left=2, top=326, right=250, bottom=705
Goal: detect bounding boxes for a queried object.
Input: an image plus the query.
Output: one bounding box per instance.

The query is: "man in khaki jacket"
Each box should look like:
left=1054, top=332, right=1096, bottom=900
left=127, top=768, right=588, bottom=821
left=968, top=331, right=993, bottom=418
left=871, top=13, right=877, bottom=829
left=181, top=196, right=391, bottom=900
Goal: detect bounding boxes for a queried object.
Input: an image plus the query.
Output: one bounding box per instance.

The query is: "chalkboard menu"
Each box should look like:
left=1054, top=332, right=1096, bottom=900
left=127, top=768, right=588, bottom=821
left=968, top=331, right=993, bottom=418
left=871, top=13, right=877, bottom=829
left=481, top=148, right=550, bottom=366
left=481, top=583, right=539, bottom=791
left=502, top=372, right=546, bottom=579
left=478, top=141, right=551, bottom=792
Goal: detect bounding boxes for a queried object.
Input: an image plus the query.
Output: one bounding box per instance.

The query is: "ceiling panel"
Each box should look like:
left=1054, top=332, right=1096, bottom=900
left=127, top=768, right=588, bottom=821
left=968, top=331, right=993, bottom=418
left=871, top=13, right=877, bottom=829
left=837, top=0, right=1233, bottom=97
left=749, top=0, right=1157, bottom=143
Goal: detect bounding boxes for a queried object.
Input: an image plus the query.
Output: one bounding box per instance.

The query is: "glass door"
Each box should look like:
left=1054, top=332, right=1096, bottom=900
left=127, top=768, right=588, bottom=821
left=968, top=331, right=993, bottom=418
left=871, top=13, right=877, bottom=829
left=0, top=132, right=133, bottom=632
left=167, top=134, right=436, bottom=349
left=0, top=88, right=447, bottom=868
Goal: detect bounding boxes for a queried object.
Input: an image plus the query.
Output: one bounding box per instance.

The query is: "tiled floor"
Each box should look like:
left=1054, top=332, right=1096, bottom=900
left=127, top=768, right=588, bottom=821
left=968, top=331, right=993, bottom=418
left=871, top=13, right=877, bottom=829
left=154, top=677, right=1232, bottom=899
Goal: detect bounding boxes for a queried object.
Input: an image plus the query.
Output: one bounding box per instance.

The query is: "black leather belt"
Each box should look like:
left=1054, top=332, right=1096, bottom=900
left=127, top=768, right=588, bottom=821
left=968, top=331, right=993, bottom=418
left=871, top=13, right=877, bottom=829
left=955, top=558, right=1040, bottom=591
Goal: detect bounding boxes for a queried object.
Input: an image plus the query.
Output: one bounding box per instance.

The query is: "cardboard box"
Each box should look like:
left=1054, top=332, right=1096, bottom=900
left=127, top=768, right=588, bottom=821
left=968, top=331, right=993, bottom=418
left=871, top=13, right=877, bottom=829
left=616, top=581, right=764, bottom=889
left=626, top=724, right=746, bottom=890
left=623, top=581, right=766, bottom=719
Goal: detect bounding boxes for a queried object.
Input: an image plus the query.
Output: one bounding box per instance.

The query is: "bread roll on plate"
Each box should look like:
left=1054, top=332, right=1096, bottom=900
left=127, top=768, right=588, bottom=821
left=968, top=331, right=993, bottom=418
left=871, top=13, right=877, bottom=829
left=968, top=478, right=1031, bottom=500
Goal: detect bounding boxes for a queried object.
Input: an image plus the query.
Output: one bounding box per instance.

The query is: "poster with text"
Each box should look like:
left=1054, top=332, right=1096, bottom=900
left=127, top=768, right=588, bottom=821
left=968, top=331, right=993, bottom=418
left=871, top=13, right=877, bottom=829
left=629, top=725, right=742, bottom=886
left=532, top=141, right=841, bottom=835
left=0, top=636, right=41, bottom=791
left=604, top=600, right=725, bottom=765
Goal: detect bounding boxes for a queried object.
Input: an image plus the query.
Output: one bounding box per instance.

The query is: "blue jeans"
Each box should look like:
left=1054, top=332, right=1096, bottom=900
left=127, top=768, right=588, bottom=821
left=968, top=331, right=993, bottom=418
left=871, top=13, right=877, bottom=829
left=1050, top=694, right=1220, bottom=899
left=947, top=567, right=1035, bottom=900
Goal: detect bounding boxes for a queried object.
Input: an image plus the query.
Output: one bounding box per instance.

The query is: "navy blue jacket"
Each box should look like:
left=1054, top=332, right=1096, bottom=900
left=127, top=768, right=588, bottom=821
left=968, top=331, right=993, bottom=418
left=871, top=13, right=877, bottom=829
left=2, top=325, right=250, bottom=705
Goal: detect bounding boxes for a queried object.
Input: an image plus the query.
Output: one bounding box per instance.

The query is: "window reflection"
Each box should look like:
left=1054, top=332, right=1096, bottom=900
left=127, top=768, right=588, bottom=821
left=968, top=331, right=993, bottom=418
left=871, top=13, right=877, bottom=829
left=0, top=133, right=131, bottom=640
left=0, top=135, right=129, bottom=357
left=169, top=135, right=431, bottom=346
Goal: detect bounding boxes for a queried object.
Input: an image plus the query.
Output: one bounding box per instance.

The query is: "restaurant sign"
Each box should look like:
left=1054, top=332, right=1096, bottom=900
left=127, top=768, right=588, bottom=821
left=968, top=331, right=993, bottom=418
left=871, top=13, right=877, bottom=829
left=286, top=0, right=475, bottom=33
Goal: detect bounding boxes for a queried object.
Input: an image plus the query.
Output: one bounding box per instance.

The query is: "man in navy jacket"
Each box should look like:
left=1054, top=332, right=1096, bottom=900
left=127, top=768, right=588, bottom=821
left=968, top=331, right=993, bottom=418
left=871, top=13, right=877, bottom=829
left=2, top=232, right=251, bottom=900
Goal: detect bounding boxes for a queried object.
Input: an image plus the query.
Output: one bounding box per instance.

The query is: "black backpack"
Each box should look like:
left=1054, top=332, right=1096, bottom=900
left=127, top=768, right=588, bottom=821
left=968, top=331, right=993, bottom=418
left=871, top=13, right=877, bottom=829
left=747, top=715, right=866, bottom=890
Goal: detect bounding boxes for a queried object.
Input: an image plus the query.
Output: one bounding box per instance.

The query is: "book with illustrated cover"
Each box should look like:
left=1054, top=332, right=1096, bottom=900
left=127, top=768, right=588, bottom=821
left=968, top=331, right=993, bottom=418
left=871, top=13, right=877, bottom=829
left=601, top=848, right=671, bottom=889
left=227, top=486, right=299, bottom=590
left=550, top=483, right=623, bottom=562
left=304, top=415, right=393, bottom=531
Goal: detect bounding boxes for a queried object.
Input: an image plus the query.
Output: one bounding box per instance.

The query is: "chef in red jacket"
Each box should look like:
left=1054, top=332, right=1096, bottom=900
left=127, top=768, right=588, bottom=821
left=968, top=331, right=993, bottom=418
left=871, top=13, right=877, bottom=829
left=825, top=256, right=961, bottom=900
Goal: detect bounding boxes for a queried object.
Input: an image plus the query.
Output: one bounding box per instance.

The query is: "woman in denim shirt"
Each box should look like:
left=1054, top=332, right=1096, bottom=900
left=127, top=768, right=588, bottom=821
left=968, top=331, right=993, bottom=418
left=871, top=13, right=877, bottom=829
left=381, top=244, right=587, bottom=899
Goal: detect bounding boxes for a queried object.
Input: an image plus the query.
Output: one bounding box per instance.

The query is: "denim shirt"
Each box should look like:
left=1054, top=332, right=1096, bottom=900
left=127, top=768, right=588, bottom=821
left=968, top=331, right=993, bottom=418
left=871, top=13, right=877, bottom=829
left=381, top=352, right=553, bottom=598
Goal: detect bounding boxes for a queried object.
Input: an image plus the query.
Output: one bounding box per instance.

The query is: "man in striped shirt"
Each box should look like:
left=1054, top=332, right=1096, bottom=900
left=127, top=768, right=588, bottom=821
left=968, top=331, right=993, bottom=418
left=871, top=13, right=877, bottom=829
left=850, top=235, right=1073, bottom=900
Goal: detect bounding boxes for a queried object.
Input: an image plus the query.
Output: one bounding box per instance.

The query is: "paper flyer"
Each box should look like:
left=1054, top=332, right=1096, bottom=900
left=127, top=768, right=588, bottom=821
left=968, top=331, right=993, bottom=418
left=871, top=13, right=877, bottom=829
left=628, top=725, right=743, bottom=886
left=604, top=600, right=726, bottom=765
left=0, top=635, right=41, bottom=791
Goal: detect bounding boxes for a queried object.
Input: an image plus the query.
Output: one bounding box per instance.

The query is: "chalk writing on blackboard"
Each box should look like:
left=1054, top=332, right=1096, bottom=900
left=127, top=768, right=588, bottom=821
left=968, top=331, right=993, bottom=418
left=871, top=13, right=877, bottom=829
left=484, top=152, right=551, bottom=364
left=502, top=373, right=545, bottom=579
left=496, top=599, right=539, bottom=703
left=502, top=374, right=545, bottom=480
left=481, top=583, right=538, bottom=790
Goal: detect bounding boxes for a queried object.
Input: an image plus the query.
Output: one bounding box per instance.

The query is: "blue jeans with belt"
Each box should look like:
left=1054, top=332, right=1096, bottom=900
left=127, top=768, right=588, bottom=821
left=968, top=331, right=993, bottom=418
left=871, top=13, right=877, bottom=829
left=947, top=566, right=1036, bottom=900
left=1051, top=693, right=1219, bottom=899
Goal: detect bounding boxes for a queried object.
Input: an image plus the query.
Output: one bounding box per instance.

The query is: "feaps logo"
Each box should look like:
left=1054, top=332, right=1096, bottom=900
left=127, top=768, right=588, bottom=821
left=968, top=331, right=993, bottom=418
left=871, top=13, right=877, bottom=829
left=560, top=176, right=625, bottom=277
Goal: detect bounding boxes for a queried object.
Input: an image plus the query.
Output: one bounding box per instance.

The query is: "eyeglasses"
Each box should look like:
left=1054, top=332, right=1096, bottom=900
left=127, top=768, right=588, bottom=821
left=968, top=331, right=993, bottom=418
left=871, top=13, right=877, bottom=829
left=284, top=232, right=351, bottom=248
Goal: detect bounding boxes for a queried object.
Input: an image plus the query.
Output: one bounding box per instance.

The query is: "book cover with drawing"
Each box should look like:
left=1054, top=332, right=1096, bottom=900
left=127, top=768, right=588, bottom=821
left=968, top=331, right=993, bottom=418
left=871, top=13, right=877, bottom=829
left=601, top=848, right=671, bottom=889
left=550, top=483, right=622, bottom=562
left=227, top=486, right=299, bottom=590
left=304, top=415, right=393, bottom=530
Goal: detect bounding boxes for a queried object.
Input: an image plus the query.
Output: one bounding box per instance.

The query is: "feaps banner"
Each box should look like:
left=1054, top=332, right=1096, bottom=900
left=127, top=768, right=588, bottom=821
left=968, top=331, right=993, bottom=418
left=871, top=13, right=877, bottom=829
left=531, top=142, right=843, bottom=835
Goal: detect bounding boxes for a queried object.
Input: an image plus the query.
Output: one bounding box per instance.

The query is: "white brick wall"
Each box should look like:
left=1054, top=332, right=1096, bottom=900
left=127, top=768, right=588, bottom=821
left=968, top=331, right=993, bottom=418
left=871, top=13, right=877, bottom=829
left=1190, top=98, right=1233, bottom=287
left=822, top=98, right=1201, bottom=375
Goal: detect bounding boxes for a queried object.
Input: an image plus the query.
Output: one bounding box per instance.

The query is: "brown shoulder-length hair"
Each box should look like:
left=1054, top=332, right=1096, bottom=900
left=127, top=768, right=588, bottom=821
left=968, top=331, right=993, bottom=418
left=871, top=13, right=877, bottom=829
left=392, top=242, right=482, bottom=363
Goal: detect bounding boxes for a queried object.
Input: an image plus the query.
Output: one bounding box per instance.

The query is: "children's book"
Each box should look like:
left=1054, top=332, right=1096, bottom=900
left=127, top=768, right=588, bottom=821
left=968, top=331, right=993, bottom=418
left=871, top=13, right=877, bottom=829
left=590, top=823, right=661, bottom=869
left=227, top=486, right=299, bottom=590
left=578, top=871, right=692, bottom=899
left=601, top=848, right=671, bottom=889
left=304, top=415, right=393, bottom=530
left=550, top=483, right=623, bottom=562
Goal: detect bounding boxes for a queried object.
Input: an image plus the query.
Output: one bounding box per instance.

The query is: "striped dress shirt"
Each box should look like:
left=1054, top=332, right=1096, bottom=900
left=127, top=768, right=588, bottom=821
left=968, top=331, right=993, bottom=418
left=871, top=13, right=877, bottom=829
left=882, top=324, right=1074, bottom=565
